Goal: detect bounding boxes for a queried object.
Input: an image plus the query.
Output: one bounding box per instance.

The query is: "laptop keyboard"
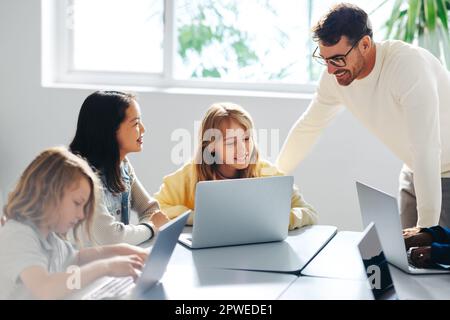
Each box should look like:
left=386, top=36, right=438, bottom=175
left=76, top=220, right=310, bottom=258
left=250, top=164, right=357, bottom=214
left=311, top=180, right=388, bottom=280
left=86, top=276, right=134, bottom=300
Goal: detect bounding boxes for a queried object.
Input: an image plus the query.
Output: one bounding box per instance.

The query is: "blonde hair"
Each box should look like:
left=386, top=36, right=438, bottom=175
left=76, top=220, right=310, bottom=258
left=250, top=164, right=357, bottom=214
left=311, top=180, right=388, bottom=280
left=3, top=146, right=100, bottom=240
left=195, top=102, right=260, bottom=182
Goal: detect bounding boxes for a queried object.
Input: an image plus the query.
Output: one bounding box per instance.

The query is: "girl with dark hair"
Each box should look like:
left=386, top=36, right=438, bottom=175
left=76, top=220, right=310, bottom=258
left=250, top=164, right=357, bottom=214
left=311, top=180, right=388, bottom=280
left=70, top=91, right=169, bottom=246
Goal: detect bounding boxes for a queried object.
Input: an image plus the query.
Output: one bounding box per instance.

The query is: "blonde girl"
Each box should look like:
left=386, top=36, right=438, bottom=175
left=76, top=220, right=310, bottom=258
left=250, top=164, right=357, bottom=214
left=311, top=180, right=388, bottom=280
left=154, top=102, right=318, bottom=229
left=0, top=147, right=148, bottom=299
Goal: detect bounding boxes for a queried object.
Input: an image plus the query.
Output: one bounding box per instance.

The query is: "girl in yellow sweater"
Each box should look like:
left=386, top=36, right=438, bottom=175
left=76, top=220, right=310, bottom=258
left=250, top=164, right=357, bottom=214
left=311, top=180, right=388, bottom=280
left=154, top=102, right=318, bottom=230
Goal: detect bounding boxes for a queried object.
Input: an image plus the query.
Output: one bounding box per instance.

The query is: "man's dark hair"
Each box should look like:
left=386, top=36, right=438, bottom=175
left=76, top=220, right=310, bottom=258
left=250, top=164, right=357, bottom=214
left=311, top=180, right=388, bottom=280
left=312, top=3, right=373, bottom=46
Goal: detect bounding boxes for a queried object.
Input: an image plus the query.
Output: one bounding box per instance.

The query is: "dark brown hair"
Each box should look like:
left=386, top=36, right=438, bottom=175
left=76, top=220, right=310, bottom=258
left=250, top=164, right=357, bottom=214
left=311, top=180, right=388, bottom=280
left=312, top=3, right=373, bottom=46
left=70, top=91, right=136, bottom=193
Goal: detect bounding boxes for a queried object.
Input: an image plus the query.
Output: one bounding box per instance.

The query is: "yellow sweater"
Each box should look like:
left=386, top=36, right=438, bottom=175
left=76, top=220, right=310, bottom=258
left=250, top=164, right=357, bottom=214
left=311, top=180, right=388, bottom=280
left=154, top=160, right=318, bottom=230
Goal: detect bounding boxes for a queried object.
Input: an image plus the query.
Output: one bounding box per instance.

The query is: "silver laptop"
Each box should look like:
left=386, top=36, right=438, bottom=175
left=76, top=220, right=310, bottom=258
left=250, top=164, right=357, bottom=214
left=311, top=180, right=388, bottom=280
left=356, top=181, right=450, bottom=274
left=358, top=222, right=398, bottom=300
left=83, top=210, right=190, bottom=300
left=179, top=176, right=293, bottom=249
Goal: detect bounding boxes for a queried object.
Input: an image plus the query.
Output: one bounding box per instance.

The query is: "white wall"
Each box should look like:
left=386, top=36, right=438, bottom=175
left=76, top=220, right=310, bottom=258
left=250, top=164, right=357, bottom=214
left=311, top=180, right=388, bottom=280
left=0, top=0, right=402, bottom=231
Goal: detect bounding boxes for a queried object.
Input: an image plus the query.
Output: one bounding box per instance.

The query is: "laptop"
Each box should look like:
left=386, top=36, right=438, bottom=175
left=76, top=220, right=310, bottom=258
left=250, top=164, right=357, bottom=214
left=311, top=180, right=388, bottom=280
left=358, top=222, right=398, bottom=300
left=356, top=181, right=450, bottom=274
left=83, top=210, right=190, bottom=300
left=179, top=176, right=293, bottom=249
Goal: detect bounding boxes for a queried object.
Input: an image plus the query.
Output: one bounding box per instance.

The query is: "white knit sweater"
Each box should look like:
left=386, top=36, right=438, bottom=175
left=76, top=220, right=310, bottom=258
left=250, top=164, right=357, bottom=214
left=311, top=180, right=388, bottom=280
left=277, top=40, right=450, bottom=227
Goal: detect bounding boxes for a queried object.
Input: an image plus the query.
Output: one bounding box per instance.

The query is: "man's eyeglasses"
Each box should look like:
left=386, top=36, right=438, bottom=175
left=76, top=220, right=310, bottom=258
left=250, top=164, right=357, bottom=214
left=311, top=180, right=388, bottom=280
left=312, top=37, right=363, bottom=67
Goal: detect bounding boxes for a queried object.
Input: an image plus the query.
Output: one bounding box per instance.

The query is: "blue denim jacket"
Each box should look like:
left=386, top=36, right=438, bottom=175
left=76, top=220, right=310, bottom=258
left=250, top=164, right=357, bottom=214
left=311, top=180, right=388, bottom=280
left=100, top=161, right=133, bottom=225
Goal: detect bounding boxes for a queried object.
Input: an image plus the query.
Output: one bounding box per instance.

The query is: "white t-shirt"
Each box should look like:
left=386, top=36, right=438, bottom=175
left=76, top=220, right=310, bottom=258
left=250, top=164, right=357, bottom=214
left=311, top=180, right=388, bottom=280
left=0, top=219, right=77, bottom=299
left=277, top=40, right=450, bottom=227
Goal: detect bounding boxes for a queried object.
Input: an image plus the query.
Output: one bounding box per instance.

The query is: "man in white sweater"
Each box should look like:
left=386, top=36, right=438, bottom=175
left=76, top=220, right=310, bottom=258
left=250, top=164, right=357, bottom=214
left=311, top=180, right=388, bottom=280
left=276, top=3, right=450, bottom=232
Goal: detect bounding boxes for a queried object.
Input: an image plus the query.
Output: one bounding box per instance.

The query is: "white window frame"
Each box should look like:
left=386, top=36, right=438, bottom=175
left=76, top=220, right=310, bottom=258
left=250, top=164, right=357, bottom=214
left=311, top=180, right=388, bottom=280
left=42, top=0, right=317, bottom=94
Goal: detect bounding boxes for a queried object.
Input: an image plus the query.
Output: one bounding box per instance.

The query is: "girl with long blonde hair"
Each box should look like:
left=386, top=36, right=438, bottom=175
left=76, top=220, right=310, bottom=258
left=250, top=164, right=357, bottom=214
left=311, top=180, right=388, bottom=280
left=154, top=102, right=318, bottom=229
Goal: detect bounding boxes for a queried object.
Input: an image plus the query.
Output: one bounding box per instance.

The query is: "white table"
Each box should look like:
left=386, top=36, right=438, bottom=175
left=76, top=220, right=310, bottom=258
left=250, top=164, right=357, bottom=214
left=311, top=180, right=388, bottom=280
left=172, top=225, right=337, bottom=273
left=71, top=226, right=450, bottom=300
left=279, top=276, right=374, bottom=300
left=141, top=265, right=297, bottom=300
left=301, top=231, right=367, bottom=279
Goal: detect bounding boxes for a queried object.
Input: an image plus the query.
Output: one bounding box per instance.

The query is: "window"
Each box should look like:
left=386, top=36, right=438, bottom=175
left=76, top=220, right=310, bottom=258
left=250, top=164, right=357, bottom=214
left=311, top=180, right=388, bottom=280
left=174, top=0, right=311, bottom=84
left=72, top=0, right=164, bottom=73
left=43, top=0, right=392, bottom=93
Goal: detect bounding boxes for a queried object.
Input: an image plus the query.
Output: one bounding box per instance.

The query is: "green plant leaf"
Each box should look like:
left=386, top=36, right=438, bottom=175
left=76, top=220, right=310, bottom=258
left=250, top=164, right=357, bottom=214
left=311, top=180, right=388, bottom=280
left=232, top=40, right=258, bottom=67
left=378, top=0, right=450, bottom=69
left=394, top=11, right=408, bottom=39
left=385, top=0, right=405, bottom=38
left=406, top=0, right=421, bottom=42
left=424, top=0, right=437, bottom=30
left=436, top=0, right=449, bottom=30
left=202, top=68, right=221, bottom=78
left=177, top=24, right=214, bottom=59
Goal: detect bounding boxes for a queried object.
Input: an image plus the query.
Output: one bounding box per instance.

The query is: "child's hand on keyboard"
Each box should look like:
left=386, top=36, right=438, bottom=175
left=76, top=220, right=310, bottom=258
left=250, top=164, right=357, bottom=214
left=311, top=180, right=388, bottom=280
left=111, top=243, right=149, bottom=261
left=105, top=255, right=145, bottom=281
